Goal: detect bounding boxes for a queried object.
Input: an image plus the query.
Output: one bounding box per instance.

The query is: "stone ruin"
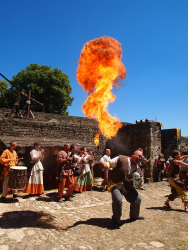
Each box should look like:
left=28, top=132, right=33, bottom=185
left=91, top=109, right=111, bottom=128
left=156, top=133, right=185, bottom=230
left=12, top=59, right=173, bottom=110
left=0, top=108, right=181, bottom=189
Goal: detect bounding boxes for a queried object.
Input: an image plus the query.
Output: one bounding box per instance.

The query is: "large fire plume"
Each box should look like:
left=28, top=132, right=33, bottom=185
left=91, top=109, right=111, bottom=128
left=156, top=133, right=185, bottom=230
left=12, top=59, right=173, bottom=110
left=77, top=36, right=126, bottom=139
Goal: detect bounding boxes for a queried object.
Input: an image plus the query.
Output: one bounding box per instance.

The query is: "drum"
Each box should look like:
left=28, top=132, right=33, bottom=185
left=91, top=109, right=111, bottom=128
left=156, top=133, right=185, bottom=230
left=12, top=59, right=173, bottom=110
left=8, top=166, right=27, bottom=190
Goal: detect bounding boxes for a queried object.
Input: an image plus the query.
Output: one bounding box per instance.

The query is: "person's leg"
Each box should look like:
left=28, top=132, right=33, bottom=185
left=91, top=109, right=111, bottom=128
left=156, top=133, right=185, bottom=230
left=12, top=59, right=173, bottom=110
left=57, top=177, right=66, bottom=199
left=158, top=171, right=161, bottom=182
left=12, top=189, right=18, bottom=196
left=161, top=170, right=165, bottom=181
left=179, top=171, right=188, bottom=190
left=165, top=177, right=184, bottom=208
left=100, top=170, right=108, bottom=190
left=141, top=167, right=145, bottom=182
left=139, top=167, right=145, bottom=189
left=168, top=178, right=186, bottom=200
left=2, top=176, right=9, bottom=197
left=139, top=178, right=144, bottom=189
left=157, top=171, right=159, bottom=182
left=165, top=185, right=178, bottom=206
left=124, top=188, right=141, bottom=220
left=111, top=188, right=122, bottom=224
left=65, top=175, right=75, bottom=198
left=171, top=180, right=188, bottom=203
left=185, top=173, right=188, bottom=191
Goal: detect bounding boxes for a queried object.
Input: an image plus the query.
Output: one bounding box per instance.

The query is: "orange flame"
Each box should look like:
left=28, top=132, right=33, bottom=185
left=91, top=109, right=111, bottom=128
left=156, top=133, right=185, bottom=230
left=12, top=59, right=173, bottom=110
left=77, top=36, right=126, bottom=139
left=94, top=133, right=100, bottom=147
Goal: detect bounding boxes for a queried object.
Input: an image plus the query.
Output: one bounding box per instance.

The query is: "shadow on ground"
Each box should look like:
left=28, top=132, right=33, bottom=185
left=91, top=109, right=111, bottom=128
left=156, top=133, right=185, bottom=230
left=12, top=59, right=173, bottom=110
left=66, top=217, right=134, bottom=231
left=92, top=186, right=102, bottom=192
left=0, top=210, right=66, bottom=230
left=146, top=206, right=185, bottom=212
left=34, top=192, right=58, bottom=202
left=0, top=197, right=18, bottom=203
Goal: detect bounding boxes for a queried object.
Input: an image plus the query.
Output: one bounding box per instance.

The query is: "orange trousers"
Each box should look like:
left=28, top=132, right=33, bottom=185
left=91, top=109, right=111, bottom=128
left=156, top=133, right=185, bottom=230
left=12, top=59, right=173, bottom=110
left=57, top=174, right=75, bottom=198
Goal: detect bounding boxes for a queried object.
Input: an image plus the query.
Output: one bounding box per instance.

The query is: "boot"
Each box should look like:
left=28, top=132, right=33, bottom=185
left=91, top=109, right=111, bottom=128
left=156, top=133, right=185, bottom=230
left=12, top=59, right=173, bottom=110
left=65, top=197, right=73, bottom=201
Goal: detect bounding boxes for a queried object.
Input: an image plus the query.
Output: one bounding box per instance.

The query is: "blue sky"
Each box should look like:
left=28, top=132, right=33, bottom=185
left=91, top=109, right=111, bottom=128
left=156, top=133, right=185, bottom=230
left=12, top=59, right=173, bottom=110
left=1, top=0, right=188, bottom=136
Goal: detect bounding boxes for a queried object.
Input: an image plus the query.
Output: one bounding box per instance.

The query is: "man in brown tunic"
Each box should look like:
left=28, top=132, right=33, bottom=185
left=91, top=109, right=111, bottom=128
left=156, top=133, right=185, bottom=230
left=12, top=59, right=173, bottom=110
left=100, top=150, right=143, bottom=228
left=56, top=144, right=75, bottom=202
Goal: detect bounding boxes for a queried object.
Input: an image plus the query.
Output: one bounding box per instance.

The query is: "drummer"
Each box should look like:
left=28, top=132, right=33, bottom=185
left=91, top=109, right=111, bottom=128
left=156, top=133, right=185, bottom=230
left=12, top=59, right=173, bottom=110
left=0, top=141, right=20, bottom=203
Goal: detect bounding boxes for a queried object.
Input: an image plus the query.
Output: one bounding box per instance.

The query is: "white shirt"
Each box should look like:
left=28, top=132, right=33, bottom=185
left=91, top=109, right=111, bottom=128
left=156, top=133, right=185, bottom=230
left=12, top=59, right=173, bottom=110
left=30, top=149, right=41, bottom=162
left=100, top=154, right=112, bottom=170
left=71, top=154, right=82, bottom=167
left=30, top=149, right=44, bottom=172
left=78, top=154, right=92, bottom=175
left=100, top=155, right=111, bottom=164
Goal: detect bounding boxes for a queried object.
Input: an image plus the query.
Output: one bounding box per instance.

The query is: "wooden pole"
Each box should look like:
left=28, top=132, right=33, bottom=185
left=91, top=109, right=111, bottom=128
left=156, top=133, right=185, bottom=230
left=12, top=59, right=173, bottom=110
left=17, top=92, right=20, bottom=103
left=16, top=92, right=20, bottom=116
left=27, top=90, right=31, bottom=118
left=21, top=91, right=44, bottom=107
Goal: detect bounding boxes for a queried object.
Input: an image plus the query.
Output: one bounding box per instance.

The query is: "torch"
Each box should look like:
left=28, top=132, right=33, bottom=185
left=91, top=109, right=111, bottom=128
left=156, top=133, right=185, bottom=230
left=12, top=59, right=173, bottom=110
left=94, top=133, right=100, bottom=152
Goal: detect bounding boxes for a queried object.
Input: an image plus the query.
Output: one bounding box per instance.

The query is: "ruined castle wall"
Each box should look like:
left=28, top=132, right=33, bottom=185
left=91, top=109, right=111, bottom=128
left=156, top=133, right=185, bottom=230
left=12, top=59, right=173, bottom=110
left=0, top=115, right=107, bottom=161
left=106, top=122, right=162, bottom=182
left=0, top=109, right=181, bottom=183
left=161, top=129, right=181, bottom=159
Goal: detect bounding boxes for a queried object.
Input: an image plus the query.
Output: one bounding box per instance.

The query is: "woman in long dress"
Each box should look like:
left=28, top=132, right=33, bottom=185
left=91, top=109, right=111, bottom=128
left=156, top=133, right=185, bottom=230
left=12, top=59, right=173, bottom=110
left=74, top=147, right=93, bottom=192
left=24, top=142, right=44, bottom=195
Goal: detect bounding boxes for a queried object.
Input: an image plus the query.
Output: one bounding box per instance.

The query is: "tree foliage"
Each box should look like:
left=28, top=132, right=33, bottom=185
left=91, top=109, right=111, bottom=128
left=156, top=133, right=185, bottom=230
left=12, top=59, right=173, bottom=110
left=0, top=63, right=74, bottom=115
left=0, top=80, right=16, bottom=109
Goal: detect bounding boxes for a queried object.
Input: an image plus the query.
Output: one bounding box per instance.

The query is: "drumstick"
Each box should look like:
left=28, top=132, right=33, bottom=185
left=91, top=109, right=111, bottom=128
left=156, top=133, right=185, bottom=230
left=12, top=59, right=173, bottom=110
left=3, top=158, right=24, bottom=169
left=10, top=158, right=24, bottom=161
left=9, top=157, right=23, bottom=162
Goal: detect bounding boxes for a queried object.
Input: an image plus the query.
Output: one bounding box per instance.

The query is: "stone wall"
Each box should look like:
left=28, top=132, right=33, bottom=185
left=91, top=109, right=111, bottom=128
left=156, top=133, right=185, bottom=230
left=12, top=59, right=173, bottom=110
left=108, top=121, right=162, bottom=182
left=0, top=113, right=105, bottom=152
left=0, top=109, right=182, bottom=184
left=161, top=129, right=181, bottom=158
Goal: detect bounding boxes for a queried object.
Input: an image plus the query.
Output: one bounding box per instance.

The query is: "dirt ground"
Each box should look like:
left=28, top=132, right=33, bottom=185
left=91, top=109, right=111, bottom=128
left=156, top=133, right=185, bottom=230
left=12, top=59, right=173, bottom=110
left=0, top=181, right=188, bottom=250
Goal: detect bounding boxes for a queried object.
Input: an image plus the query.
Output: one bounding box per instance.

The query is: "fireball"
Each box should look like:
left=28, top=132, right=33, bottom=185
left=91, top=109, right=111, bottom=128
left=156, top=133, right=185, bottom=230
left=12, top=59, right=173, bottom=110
left=77, top=36, right=126, bottom=139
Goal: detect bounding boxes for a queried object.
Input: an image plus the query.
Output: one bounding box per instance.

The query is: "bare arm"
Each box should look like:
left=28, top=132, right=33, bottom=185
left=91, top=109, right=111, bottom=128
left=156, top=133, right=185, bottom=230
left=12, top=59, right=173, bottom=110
left=145, top=157, right=151, bottom=164
left=174, top=160, right=188, bottom=168
left=0, top=151, right=18, bottom=165
left=99, top=162, right=109, bottom=169
left=137, top=166, right=143, bottom=176
left=56, top=151, right=67, bottom=165
left=81, top=154, right=91, bottom=164
left=32, top=149, right=44, bottom=162
left=99, top=156, right=119, bottom=169
left=57, top=158, right=67, bottom=164
left=180, top=155, right=188, bottom=160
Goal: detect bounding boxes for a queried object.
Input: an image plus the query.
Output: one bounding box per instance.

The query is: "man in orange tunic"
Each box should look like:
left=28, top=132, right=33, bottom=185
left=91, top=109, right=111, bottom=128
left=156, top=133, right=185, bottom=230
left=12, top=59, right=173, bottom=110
left=0, top=141, right=19, bottom=202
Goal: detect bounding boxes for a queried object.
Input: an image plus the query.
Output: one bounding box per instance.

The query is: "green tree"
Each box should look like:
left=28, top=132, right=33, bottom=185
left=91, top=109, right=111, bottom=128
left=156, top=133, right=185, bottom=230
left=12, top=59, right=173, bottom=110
left=0, top=63, right=74, bottom=115
left=0, top=80, right=16, bottom=109
left=0, top=80, right=8, bottom=92
left=0, top=80, right=8, bottom=108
